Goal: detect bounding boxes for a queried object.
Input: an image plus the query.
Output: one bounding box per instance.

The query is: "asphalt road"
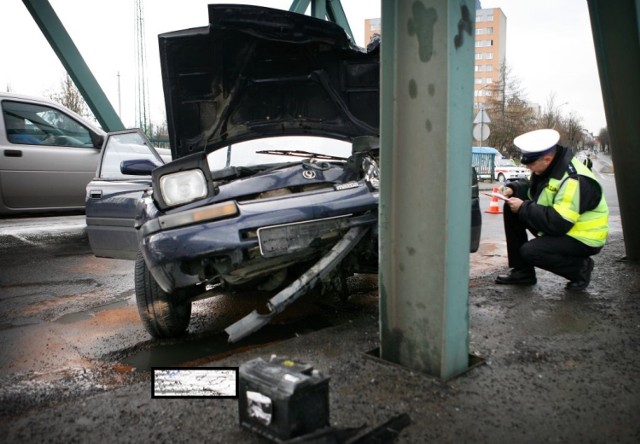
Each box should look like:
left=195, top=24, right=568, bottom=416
left=0, top=151, right=621, bottom=424
left=0, top=213, right=382, bottom=417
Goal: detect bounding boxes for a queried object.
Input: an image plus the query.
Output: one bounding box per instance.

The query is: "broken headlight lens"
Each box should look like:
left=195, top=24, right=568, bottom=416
left=363, top=157, right=380, bottom=190
left=159, top=169, right=208, bottom=207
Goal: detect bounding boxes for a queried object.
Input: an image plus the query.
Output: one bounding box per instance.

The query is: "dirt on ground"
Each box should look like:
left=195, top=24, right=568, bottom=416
left=1, top=233, right=639, bottom=443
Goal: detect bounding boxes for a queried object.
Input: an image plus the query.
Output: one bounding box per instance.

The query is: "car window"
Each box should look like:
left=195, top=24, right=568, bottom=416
left=2, top=100, right=95, bottom=147
left=99, top=131, right=172, bottom=179
left=496, top=158, right=517, bottom=167
left=206, top=136, right=352, bottom=170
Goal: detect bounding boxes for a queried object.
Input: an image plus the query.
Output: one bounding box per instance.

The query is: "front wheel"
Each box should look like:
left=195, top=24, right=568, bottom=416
left=135, top=253, right=192, bottom=338
left=497, top=173, right=506, bottom=183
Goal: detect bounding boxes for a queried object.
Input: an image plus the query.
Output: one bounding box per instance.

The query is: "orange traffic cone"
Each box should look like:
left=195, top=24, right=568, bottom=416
left=485, top=187, right=503, bottom=214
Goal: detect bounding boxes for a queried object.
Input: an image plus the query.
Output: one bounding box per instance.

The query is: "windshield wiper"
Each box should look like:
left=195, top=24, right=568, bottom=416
left=256, top=149, right=347, bottom=161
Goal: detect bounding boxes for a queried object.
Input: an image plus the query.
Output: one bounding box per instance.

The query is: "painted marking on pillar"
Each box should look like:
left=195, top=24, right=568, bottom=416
left=454, top=5, right=473, bottom=49
left=409, top=79, right=418, bottom=98
left=408, top=1, right=438, bottom=63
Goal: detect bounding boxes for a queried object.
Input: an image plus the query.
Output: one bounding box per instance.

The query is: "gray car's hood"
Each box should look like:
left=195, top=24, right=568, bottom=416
left=158, top=4, right=380, bottom=159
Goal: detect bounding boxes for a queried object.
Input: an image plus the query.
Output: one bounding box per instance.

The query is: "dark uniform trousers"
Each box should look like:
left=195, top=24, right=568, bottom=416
left=503, top=203, right=602, bottom=282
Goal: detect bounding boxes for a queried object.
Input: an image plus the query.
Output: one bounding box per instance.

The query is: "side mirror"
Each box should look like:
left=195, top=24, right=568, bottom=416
left=91, top=132, right=105, bottom=149
left=121, top=158, right=160, bottom=176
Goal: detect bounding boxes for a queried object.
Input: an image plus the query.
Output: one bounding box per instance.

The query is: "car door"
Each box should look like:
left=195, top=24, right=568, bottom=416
left=0, top=97, right=104, bottom=213
left=86, top=130, right=170, bottom=260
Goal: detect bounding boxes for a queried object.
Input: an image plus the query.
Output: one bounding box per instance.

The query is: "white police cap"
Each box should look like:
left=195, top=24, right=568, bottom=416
left=514, top=129, right=560, bottom=164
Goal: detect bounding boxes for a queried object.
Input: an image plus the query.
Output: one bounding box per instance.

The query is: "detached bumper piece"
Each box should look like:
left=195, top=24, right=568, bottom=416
left=226, top=226, right=368, bottom=343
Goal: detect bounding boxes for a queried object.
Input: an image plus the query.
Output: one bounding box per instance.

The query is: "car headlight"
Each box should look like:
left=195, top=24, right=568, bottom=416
left=159, top=169, right=208, bottom=207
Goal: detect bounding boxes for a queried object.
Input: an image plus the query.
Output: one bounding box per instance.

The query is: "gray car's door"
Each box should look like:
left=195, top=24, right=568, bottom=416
left=0, top=99, right=103, bottom=212
left=86, top=130, right=170, bottom=260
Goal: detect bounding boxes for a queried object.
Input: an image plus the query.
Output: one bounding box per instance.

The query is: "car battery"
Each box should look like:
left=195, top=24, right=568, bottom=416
left=238, top=356, right=330, bottom=442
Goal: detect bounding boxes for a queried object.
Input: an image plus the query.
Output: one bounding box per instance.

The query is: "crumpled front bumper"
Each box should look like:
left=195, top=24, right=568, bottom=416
left=137, top=184, right=378, bottom=294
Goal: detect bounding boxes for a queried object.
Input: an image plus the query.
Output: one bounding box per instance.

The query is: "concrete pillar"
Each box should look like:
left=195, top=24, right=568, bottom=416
left=379, top=0, right=475, bottom=379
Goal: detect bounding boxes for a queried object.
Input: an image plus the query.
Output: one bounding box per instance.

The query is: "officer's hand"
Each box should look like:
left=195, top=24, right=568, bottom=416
left=500, top=186, right=513, bottom=197
left=506, top=197, right=524, bottom=213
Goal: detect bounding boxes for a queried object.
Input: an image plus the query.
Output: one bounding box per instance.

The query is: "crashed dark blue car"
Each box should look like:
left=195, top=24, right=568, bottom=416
left=86, top=5, right=481, bottom=341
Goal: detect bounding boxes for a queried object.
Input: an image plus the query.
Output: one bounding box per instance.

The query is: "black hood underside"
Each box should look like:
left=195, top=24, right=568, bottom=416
left=158, top=4, right=380, bottom=159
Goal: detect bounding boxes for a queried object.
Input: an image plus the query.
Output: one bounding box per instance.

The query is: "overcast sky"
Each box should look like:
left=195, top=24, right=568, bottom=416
left=0, top=0, right=606, bottom=134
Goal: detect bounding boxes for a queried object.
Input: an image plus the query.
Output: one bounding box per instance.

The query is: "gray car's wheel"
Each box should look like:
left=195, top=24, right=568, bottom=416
left=497, top=173, right=506, bottom=183
left=135, top=253, right=192, bottom=338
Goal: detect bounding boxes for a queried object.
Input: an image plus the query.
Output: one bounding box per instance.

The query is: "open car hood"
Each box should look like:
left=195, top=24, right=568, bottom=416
left=159, top=4, right=380, bottom=159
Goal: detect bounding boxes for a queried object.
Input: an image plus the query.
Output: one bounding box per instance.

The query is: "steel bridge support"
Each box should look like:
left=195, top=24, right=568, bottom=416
left=22, top=0, right=124, bottom=131
left=378, top=0, right=476, bottom=379
left=289, top=0, right=354, bottom=42
left=587, top=0, right=640, bottom=261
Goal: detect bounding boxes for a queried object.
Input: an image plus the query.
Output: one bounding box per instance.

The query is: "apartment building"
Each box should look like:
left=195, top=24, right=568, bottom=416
left=363, top=6, right=506, bottom=110
left=475, top=8, right=507, bottom=109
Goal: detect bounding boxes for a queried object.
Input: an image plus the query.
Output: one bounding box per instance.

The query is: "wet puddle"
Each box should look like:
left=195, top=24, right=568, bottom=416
left=118, top=276, right=379, bottom=371
left=55, top=299, right=131, bottom=324
left=120, top=315, right=336, bottom=371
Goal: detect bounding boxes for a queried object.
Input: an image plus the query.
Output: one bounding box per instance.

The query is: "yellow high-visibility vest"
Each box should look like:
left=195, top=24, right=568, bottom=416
left=531, top=158, right=609, bottom=247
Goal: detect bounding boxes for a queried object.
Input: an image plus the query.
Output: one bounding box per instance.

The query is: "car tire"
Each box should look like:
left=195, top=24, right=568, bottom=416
left=134, top=252, right=192, bottom=338
left=497, top=173, right=506, bottom=183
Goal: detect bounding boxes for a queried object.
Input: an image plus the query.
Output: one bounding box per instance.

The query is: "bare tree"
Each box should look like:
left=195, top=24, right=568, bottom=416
left=560, top=112, right=584, bottom=152
left=598, top=128, right=609, bottom=153
left=582, top=131, right=596, bottom=151
left=479, top=68, right=590, bottom=158
left=537, top=93, right=565, bottom=130
left=536, top=94, right=588, bottom=151
left=147, top=119, right=170, bottom=148
left=47, top=74, right=91, bottom=118
left=524, top=93, right=589, bottom=153
left=483, top=64, right=537, bottom=158
left=150, top=120, right=168, bottom=139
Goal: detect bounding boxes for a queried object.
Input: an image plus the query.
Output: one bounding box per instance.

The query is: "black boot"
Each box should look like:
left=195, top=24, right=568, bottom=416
left=565, top=258, right=595, bottom=291
left=495, top=268, right=537, bottom=285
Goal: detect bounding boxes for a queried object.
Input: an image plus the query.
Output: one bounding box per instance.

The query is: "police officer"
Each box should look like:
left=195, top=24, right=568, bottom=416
left=495, top=129, right=609, bottom=291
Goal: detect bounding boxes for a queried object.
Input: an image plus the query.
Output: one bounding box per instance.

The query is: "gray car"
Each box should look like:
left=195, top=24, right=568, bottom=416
left=0, top=92, right=105, bottom=215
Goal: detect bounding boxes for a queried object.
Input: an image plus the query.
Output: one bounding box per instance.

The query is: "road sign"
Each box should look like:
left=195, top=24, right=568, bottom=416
left=473, top=109, right=491, bottom=124
left=473, top=123, right=490, bottom=141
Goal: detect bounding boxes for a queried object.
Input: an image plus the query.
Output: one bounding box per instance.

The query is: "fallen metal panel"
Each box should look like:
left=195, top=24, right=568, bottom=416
left=225, top=226, right=368, bottom=342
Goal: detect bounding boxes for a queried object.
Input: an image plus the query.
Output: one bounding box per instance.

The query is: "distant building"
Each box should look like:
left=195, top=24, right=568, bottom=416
left=363, top=5, right=507, bottom=112
left=474, top=8, right=507, bottom=109
left=364, top=17, right=380, bottom=46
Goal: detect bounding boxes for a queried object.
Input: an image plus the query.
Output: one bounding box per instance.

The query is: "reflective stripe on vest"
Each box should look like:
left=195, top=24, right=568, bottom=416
left=537, top=158, right=609, bottom=247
